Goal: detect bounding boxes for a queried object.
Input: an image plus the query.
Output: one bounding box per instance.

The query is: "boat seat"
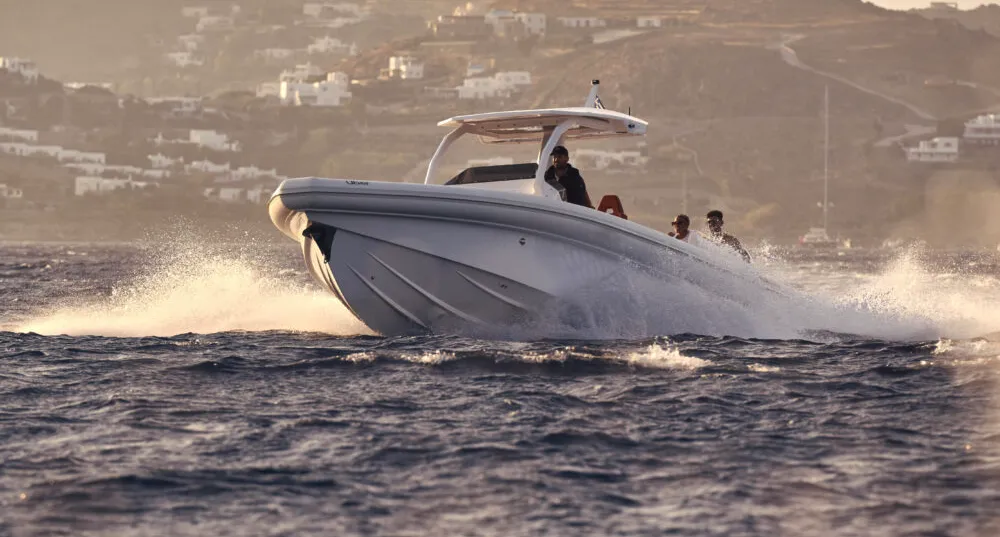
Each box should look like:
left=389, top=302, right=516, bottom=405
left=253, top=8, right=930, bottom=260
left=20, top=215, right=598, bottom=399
left=597, top=195, right=627, bottom=220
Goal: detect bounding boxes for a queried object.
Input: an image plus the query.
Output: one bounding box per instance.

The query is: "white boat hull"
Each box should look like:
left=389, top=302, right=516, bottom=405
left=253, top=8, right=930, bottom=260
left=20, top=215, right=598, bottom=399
left=269, top=178, right=791, bottom=338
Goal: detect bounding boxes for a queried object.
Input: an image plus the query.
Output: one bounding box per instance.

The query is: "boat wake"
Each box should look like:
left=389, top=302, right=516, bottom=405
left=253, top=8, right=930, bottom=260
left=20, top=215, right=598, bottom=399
left=15, top=240, right=369, bottom=338
left=11, top=238, right=1000, bottom=343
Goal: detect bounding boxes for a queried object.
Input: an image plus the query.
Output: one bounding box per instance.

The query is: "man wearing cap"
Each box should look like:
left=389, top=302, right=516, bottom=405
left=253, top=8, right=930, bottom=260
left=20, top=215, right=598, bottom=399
left=544, top=145, right=593, bottom=208
left=705, top=209, right=751, bottom=263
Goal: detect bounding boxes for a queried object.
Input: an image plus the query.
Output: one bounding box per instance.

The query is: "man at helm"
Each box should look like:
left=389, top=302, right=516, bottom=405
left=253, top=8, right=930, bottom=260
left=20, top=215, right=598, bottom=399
left=544, top=145, right=593, bottom=208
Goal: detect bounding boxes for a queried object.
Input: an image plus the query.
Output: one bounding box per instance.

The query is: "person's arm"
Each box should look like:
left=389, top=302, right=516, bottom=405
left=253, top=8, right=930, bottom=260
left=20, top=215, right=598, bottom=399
left=577, top=170, right=594, bottom=209
left=729, top=236, right=752, bottom=263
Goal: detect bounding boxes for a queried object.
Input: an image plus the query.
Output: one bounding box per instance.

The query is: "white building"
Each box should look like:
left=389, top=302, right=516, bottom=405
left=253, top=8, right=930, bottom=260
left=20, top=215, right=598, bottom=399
left=458, top=77, right=513, bottom=100
left=0, top=183, right=23, bottom=199
left=254, top=48, right=297, bottom=61
left=485, top=9, right=516, bottom=34
left=574, top=149, right=648, bottom=170
left=388, top=56, right=425, bottom=80
left=280, top=63, right=325, bottom=83
left=308, top=36, right=353, bottom=55
left=0, top=143, right=30, bottom=155
left=514, top=13, right=547, bottom=36
left=22, top=145, right=63, bottom=158
left=63, top=163, right=108, bottom=176
left=0, top=127, right=38, bottom=142
left=197, top=15, right=235, bottom=32
left=181, top=6, right=210, bottom=18
left=140, top=169, right=172, bottom=179
left=0, top=57, right=39, bottom=83
left=493, top=71, right=531, bottom=89
left=178, top=34, right=205, bottom=51
left=637, top=16, right=662, bottom=28
left=303, top=2, right=364, bottom=18
left=280, top=72, right=351, bottom=107
left=75, top=176, right=153, bottom=196
left=467, top=157, right=514, bottom=167
left=964, top=114, right=1000, bottom=145
left=556, top=17, right=607, bottom=28
left=148, top=153, right=182, bottom=169
left=232, top=165, right=278, bottom=180
left=190, top=129, right=240, bottom=152
left=165, top=51, right=203, bottom=68
left=56, top=149, right=106, bottom=164
left=104, top=164, right=144, bottom=175
left=905, top=137, right=959, bottom=163
left=188, top=160, right=231, bottom=174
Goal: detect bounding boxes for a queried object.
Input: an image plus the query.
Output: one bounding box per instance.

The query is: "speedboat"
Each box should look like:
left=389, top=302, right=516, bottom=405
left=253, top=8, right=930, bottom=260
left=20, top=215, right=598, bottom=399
left=268, top=81, right=791, bottom=338
left=797, top=227, right=847, bottom=250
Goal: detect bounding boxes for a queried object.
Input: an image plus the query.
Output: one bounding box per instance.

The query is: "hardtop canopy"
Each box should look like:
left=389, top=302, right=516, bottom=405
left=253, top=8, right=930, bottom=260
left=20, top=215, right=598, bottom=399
left=437, top=107, right=648, bottom=144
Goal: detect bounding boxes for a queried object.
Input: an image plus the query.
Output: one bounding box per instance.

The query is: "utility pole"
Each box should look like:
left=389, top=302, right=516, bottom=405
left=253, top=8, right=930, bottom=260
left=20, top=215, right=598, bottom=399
left=823, top=84, right=829, bottom=231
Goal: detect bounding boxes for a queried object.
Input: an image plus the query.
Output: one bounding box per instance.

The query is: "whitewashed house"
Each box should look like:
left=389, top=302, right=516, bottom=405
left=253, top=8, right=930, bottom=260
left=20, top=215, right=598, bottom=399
left=514, top=13, right=547, bottom=36
left=308, top=36, right=352, bottom=55
left=0, top=57, right=39, bottom=83
left=148, top=153, right=182, bottom=169
left=0, top=127, right=38, bottom=142
left=197, top=15, right=235, bottom=32
left=56, top=149, right=106, bottom=164
left=165, top=51, right=203, bottom=68
left=178, top=34, right=205, bottom=51
left=75, top=176, right=153, bottom=196
left=637, top=16, right=662, bottom=28
left=280, top=63, right=325, bottom=83
left=254, top=48, right=297, bottom=61
left=187, top=160, right=231, bottom=174
left=63, top=162, right=108, bottom=175
left=458, top=77, right=513, bottom=100
left=181, top=6, right=210, bottom=18
left=0, top=184, right=24, bottom=199
left=280, top=72, right=351, bottom=107
left=232, top=165, right=278, bottom=180
left=574, top=149, right=648, bottom=170
left=964, top=114, right=1000, bottom=145
left=0, top=143, right=30, bottom=155
left=467, top=157, right=514, bottom=167
left=104, top=164, right=144, bottom=175
left=388, top=56, right=424, bottom=80
left=140, top=169, right=172, bottom=179
left=190, top=129, right=240, bottom=152
left=494, top=71, right=531, bottom=89
left=905, top=137, right=959, bottom=163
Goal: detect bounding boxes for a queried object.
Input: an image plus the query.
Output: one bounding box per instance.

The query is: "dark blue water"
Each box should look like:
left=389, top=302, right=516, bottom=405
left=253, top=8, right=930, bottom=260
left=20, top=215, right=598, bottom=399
left=3, top=242, right=1000, bottom=536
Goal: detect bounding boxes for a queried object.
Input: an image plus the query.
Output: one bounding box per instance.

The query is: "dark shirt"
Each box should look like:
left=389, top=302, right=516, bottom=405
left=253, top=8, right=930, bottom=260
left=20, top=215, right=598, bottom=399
left=544, top=164, right=592, bottom=208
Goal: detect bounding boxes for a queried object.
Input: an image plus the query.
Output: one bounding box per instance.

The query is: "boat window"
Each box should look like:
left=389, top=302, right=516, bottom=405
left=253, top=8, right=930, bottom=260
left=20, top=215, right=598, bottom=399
left=444, top=163, right=539, bottom=185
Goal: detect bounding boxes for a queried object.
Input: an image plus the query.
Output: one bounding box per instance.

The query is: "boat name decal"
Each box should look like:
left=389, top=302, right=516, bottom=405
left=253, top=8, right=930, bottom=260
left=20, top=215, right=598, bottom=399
left=346, top=180, right=369, bottom=185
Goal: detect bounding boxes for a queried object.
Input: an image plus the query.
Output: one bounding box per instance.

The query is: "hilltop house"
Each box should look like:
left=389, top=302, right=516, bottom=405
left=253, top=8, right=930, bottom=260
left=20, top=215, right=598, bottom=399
left=280, top=72, right=352, bottom=107
left=905, top=137, right=959, bottom=162
left=964, top=114, right=1000, bottom=145
left=637, top=16, right=662, bottom=28
left=386, top=56, right=425, bottom=80
left=0, top=57, right=39, bottom=83
left=0, top=184, right=23, bottom=199
left=556, top=17, right=607, bottom=29
left=515, top=13, right=547, bottom=36
left=190, top=129, right=240, bottom=152
left=0, top=127, right=38, bottom=142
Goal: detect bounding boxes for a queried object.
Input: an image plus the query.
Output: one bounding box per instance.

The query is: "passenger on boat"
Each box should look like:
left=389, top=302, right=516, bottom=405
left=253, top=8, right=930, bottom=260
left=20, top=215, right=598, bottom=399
left=669, top=214, right=692, bottom=241
left=544, top=145, right=594, bottom=208
left=705, top=210, right=751, bottom=263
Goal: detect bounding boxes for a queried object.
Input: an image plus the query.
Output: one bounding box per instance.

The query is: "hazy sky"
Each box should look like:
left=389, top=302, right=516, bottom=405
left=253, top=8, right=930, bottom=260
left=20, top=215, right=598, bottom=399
left=870, top=0, right=993, bottom=8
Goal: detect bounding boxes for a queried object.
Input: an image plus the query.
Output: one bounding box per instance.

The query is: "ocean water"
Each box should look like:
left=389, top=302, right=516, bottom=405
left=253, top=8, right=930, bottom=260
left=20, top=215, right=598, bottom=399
left=3, top=239, right=1000, bottom=536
